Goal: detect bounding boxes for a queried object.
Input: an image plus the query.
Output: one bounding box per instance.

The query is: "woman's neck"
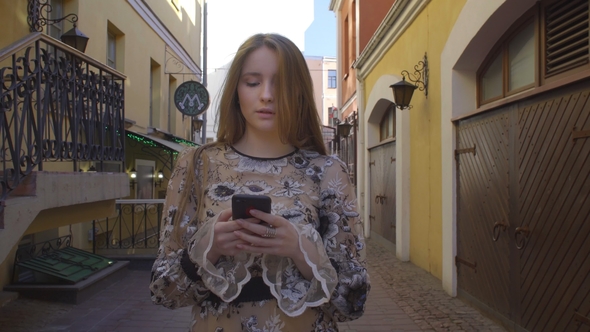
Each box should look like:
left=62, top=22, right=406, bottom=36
left=233, top=131, right=295, bottom=158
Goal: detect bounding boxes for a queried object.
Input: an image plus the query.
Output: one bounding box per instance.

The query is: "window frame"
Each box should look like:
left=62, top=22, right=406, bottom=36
left=379, top=104, right=396, bottom=141
left=107, top=31, right=116, bottom=69
left=328, top=69, right=337, bottom=89
left=476, top=0, right=590, bottom=107
left=477, top=10, right=539, bottom=106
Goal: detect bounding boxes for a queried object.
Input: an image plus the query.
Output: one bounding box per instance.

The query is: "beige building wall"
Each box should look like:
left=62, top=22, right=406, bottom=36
left=0, top=0, right=202, bottom=290
left=306, top=56, right=338, bottom=126
left=322, top=57, right=338, bottom=125
left=75, top=0, right=202, bottom=138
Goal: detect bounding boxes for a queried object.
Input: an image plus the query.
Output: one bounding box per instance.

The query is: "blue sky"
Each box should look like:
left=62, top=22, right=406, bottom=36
left=304, top=0, right=337, bottom=57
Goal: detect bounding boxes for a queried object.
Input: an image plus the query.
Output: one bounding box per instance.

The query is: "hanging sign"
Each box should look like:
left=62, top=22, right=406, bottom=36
left=174, top=80, right=210, bottom=116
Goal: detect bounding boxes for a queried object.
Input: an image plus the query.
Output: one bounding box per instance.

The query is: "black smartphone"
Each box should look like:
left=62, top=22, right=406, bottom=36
left=232, top=194, right=271, bottom=219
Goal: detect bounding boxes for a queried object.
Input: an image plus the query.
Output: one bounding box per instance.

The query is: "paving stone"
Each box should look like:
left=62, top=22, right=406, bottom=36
left=0, top=238, right=507, bottom=331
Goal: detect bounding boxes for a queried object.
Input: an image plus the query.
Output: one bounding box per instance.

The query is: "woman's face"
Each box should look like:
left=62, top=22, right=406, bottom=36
left=237, top=46, right=279, bottom=137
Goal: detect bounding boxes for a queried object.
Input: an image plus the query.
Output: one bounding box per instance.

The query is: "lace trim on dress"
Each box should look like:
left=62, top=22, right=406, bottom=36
left=261, top=224, right=338, bottom=317
left=191, top=218, right=255, bottom=302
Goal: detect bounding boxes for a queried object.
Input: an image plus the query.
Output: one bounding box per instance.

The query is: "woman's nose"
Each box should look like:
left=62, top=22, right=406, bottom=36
left=260, top=83, right=274, bottom=102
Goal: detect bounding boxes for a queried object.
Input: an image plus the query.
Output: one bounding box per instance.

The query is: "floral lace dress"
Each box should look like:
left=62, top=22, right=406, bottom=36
left=150, top=143, right=370, bottom=332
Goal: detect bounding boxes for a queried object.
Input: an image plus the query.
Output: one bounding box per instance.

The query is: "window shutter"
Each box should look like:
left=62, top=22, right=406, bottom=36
left=545, top=0, right=589, bottom=77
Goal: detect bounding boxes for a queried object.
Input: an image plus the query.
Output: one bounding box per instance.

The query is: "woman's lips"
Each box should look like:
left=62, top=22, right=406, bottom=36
left=256, top=108, right=275, bottom=118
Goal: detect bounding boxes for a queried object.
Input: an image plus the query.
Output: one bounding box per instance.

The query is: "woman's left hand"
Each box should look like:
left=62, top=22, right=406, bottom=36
left=233, top=209, right=300, bottom=259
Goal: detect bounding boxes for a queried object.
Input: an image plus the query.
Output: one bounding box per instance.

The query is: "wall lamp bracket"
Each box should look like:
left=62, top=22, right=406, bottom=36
left=27, top=0, right=78, bottom=32
left=27, top=0, right=89, bottom=53
left=390, top=53, right=429, bottom=110
left=400, top=52, right=428, bottom=97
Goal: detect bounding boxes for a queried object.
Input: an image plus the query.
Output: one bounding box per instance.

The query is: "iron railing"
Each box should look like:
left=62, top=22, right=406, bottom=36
left=0, top=33, right=126, bottom=204
left=12, top=234, right=71, bottom=282
left=92, top=199, right=164, bottom=254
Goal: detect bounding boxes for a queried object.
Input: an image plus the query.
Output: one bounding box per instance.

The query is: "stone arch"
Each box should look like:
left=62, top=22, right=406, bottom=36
left=365, top=74, right=399, bottom=148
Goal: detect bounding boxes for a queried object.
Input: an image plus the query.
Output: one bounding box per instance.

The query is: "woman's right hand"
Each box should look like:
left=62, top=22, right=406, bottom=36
left=206, top=209, right=260, bottom=263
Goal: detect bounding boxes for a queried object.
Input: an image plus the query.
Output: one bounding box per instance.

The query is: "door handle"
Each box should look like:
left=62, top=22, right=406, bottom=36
left=375, top=195, right=387, bottom=204
left=492, top=220, right=508, bottom=242
left=515, top=226, right=530, bottom=250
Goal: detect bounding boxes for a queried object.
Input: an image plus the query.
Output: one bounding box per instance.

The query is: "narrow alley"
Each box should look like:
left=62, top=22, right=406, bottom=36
left=0, top=238, right=506, bottom=332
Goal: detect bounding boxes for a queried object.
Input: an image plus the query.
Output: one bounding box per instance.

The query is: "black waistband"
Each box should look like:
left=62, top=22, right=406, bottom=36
left=208, top=277, right=274, bottom=305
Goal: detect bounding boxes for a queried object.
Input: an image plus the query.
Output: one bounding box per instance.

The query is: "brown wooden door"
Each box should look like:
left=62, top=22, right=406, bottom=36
left=456, top=84, right=590, bottom=331
left=369, top=142, right=396, bottom=243
left=516, top=90, right=590, bottom=332
left=456, top=110, right=512, bottom=319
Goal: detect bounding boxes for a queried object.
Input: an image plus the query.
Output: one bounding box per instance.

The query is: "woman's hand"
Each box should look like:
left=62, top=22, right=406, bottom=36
left=206, top=209, right=260, bottom=263
left=233, top=209, right=319, bottom=280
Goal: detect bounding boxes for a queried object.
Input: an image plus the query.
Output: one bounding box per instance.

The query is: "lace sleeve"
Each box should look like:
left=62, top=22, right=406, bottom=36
left=319, top=156, right=370, bottom=321
left=149, top=147, right=211, bottom=309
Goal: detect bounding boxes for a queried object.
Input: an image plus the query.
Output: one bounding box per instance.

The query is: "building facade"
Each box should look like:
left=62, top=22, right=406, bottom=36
left=305, top=55, right=338, bottom=126
left=332, top=0, right=590, bottom=330
left=0, top=0, right=202, bottom=291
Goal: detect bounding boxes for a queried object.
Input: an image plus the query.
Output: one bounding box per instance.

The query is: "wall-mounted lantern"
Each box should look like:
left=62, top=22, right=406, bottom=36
left=60, top=23, right=89, bottom=53
left=337, top=118, right=353, bottom=138
left=129, top=168, right=137, bottom=189
left=390, top=53, right=428, bottom=110
left=154, top=170, right=164, bottom=187
left=192, top=116, right=204, bottom=133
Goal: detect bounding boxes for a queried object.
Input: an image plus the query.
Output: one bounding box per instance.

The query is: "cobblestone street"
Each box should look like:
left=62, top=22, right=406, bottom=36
left=0, top=238, right=506, bottom=331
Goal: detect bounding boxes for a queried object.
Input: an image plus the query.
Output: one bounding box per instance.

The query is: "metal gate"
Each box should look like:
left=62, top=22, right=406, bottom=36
left=369, top=142, right=396, bottom=243
left=456, top=84, right=590, bottom=331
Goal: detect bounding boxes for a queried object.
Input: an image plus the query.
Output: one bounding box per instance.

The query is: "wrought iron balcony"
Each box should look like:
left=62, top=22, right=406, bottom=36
left=0, top=33, right=126, bottom=207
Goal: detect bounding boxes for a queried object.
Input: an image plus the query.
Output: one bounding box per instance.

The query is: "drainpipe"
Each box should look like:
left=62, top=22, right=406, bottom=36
left=200, top=0, right=208, bottom=145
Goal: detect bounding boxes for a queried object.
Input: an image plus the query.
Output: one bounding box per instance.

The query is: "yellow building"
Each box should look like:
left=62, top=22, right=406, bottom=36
left=335, top=0, right=590, bottom=330
left=0, top=0, right=202, bottom=293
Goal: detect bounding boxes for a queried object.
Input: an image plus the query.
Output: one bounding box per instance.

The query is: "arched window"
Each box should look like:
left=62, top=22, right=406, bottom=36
left=379, top=104, right=395, bottom=141
left=478, top=0, right=589, bottom=105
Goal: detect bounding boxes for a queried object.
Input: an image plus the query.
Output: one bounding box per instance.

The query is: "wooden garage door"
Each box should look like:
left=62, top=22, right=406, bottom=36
left=369, top=142, right=396, bottom=244
left=517, top=90, right=590, bottom=332
left=456, top=110, right=512, bottom=319
left=456, top=85, right=590, bottom=331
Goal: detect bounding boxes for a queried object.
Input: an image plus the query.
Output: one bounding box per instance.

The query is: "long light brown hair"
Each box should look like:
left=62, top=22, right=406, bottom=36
left=216, top=33, right=327, bottom=155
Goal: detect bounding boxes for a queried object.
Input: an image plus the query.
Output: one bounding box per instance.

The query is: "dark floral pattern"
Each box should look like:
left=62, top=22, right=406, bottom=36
left=149, top=144, right=369, bottom=331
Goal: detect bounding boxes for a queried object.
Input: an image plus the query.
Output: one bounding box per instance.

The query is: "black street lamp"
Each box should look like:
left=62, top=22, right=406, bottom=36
left=60, top=24, right=89, bottom=53
left=390, top=77, right=417, bottom=110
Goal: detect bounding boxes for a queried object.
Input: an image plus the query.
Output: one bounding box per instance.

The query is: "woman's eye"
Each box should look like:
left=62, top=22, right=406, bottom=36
left=245, top=82, right=259, bottom=87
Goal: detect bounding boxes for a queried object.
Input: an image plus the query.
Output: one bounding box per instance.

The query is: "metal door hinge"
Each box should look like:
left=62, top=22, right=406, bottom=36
left=455, top=144, right=476, bottom=159
left=455, top=256, right=477, bottom=272
left=574, top=312, right=590, bottom=326
left=572, top=128, right=590, bottom=143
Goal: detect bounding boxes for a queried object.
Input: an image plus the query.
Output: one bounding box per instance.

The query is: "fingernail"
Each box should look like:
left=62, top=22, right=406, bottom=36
left=235, top=219, right=243, bottom=224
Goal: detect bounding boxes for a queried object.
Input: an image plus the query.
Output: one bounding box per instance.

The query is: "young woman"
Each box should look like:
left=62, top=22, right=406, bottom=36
left=150, top=33, right=369, bottom=332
